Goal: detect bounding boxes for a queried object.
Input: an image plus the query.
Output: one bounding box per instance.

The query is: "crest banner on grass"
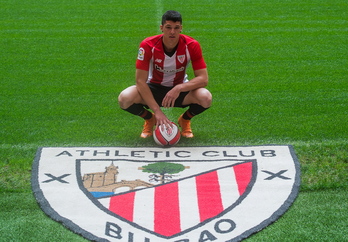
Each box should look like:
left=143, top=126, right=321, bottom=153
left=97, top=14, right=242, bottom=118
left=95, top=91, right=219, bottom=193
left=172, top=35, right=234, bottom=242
left=32, top=146, right=300, bottom=241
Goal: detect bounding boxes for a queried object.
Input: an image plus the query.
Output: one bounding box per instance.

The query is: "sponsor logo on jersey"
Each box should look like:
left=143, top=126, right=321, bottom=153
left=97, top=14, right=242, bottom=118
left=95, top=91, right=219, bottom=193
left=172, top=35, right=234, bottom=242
left=155, top=64, right=184, bottom=74
left=32, top=146, right=300, bottom=241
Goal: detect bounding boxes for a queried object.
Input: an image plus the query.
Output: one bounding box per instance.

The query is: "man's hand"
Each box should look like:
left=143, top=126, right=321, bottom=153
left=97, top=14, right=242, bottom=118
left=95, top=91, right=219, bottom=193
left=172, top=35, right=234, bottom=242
left=162, top=86, right=181, bottom=107
left=154, top=110, right=173, bottom=129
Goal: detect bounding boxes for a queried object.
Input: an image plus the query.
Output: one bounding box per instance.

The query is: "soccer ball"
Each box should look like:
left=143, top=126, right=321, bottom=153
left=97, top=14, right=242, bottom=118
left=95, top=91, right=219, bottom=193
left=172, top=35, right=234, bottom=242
left=153, top=122, right=181, bottom=146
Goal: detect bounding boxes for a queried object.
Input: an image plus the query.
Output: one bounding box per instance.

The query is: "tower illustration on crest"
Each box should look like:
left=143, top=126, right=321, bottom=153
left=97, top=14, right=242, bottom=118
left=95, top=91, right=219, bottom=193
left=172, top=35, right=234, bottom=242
left=82, top=162, right=153, bottom=194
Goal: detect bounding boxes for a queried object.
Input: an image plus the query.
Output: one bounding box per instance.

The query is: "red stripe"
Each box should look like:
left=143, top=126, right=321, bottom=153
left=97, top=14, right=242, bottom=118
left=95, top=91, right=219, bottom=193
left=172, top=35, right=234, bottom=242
left=109, top=192, right=135, bottom=221
left=168, top=129, right=181, bottom=145
left=154, top=182, right=181, bottom=236
left=196, top=171, right=223, bottom=222
left=173, top=49, right=187, bottom=86
left=234, top=162, right=252, bottom=195
left=155, top=127, right=168, bottom=146
left=186, top=111, right=194, bottom=119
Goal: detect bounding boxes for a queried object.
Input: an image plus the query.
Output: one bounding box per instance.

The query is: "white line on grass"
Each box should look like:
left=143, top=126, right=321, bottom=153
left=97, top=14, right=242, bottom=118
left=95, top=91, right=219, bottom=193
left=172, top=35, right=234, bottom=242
left=155, top=0, right=163, bottom=27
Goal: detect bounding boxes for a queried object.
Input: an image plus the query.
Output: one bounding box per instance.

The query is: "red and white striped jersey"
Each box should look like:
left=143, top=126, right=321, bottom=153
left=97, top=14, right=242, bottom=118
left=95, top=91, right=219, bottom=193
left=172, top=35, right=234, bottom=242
left=136, top=34, right=207, bottom=87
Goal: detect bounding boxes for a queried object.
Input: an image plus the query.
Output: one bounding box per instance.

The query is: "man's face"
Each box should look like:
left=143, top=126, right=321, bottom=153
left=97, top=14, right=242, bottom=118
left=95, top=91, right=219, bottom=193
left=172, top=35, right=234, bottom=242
left=160, top=21, right=182, bottom=45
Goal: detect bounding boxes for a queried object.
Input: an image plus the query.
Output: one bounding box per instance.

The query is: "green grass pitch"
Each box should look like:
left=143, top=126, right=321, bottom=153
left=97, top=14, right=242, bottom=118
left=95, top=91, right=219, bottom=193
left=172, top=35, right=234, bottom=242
left=1, top=0, right=347, bottom=241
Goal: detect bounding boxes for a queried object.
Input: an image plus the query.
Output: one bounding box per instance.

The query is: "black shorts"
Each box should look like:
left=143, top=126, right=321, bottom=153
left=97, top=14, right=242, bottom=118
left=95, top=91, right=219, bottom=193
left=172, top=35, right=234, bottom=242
left=147, top=83, right=189, bottom=108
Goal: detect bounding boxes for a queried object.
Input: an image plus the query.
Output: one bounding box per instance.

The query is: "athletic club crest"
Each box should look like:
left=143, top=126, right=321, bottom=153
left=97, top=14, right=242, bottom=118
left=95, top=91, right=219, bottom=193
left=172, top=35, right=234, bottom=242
left=32, top=146, right=300, bottom=241
left=177, top=55, right=185, bottom=63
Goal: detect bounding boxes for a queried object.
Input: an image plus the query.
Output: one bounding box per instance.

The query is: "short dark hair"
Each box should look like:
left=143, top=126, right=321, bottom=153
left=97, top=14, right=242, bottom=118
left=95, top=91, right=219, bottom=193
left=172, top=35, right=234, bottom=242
left=161, top=10, right=182, bottom=25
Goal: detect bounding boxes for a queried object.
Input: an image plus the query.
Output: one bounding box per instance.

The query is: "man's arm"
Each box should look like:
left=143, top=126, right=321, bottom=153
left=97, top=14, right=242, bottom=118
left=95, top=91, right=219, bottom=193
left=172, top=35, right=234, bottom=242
left=162, top=68, right=208, bottom=107
left=135, top=69, right=171, bottom=126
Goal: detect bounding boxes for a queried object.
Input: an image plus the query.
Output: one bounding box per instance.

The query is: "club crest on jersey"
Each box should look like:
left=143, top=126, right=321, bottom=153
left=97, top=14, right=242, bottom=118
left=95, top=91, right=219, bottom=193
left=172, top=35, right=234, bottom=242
left=32, top=146, right=300, bottom=242
left=177, top=55, right=185, bottom=63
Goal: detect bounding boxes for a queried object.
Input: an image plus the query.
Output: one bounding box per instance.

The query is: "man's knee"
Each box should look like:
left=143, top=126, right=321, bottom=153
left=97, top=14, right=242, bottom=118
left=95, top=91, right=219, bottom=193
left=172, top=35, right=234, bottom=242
left=183, top=88, right=212, bottom=108
left=196, top=88, right=212, bottom=108
left=118, top=85, right=140, bottom=109
left=118, top=91, right=128, bottom=109
left=204, top=89, right=213, bottom=106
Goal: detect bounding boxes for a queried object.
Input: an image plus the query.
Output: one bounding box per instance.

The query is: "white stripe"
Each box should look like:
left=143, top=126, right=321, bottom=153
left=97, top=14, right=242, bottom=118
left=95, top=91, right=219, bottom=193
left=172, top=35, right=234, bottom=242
left=178, top=178, right=201, bottom=231
left=184, top=46, right=191, bottom=83
left=162, top=55, right=176, bottom=87
left=98, top=197, right=112, bottom=210
left=133, top=188, right=155, bottom=231
left=185, top=45, right=191, bottom=65
left=217, top=167, right=241, bottom=209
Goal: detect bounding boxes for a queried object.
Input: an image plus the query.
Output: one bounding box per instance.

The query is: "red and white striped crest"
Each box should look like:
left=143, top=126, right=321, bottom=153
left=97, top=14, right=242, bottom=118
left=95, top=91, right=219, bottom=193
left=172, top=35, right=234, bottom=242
left=32, top=146, right=300, bottom=241
left=177, top=54, right=185, bottom=64
left=96, top=161, right=254, bottom=237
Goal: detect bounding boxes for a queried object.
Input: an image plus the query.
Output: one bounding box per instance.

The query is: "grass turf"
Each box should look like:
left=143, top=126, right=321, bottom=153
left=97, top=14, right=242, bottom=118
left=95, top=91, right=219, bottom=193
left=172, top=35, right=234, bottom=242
left=1, top=0, right=347, bottom=240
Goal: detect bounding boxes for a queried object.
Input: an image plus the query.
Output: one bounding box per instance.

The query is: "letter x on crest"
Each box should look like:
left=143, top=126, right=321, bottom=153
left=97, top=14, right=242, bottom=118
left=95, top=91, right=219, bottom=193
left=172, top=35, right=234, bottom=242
left=262, top=170, right=291, bottom=180
left=42, top=173, right=71, bottom=183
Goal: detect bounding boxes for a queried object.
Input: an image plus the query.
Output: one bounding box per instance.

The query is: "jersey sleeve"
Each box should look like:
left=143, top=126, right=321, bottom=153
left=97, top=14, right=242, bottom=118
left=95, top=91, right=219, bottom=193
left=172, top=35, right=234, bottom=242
left=136, top=39, right=152, bottom=71
left=188, top=41, right=207, bottom=70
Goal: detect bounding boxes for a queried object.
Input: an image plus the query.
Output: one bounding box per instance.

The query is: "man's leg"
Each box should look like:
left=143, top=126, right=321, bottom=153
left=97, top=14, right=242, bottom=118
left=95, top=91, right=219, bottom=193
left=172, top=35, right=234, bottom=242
left=179, top=88, right=212, bottom=138
left=118, top=86, right=156, bottom=138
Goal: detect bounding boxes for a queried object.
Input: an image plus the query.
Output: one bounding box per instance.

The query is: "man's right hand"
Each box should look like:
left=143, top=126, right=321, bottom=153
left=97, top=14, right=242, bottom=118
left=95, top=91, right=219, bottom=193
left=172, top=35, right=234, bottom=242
left=154, top=110, right=173, bottom=129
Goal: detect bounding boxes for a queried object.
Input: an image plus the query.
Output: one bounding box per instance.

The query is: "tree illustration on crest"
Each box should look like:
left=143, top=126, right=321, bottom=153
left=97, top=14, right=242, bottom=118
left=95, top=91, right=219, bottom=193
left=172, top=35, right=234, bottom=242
left=141, top=162, right=185, bottom=184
